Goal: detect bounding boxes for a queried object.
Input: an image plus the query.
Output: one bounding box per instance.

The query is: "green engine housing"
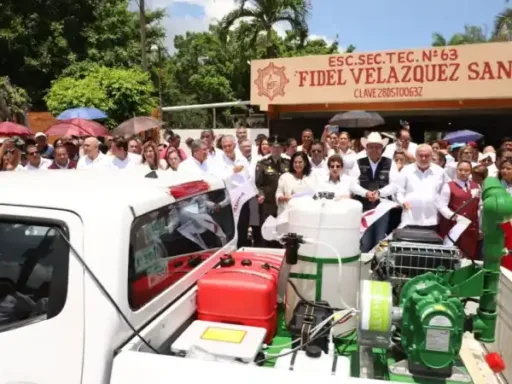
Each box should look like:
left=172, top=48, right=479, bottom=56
left=399, top=272, right=466, bottom=376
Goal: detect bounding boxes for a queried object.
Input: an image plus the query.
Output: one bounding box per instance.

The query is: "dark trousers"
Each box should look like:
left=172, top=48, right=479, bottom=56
left=251, top=225, right=263, bottom=247
left=361, top=212, right=390, bottom=253
left=237, top=201, right=251, bottom=248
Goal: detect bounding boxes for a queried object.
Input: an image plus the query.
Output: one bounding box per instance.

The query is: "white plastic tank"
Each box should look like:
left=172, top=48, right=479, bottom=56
left=285, top=197, right=363, bottom=332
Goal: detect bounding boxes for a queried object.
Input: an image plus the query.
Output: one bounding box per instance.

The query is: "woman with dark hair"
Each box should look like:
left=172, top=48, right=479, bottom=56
left=275, top=151, right=315, bottom=214
left=257, top=137, right=270, bottom=159
left=437, top=160, right=480, bottom=260
left=499, top=158, right=512, bottom=195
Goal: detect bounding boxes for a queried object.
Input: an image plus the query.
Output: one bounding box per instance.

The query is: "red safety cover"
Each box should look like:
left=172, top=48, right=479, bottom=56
left=197, top=252, right=283, bottom=343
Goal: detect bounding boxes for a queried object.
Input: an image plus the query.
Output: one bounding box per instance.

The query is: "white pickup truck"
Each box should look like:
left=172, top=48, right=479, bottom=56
left=0, top=170, right=509, bottom=384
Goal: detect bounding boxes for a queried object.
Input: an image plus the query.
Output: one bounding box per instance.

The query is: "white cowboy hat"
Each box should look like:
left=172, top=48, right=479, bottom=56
left=360, top=132, right=389, bottom=148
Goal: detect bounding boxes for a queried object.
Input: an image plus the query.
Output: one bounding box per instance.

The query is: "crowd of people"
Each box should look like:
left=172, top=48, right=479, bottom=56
left=1, top=124, right=511, bottom=260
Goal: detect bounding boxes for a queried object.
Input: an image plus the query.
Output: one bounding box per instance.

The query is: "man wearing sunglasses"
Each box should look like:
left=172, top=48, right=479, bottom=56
left=309, top=140, right=328, bottom=180
left=24, top=145, right=52, bottom=170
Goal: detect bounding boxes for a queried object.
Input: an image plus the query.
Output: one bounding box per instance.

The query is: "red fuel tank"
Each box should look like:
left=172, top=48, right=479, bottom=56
left=197, top=252, right=283, bottom=343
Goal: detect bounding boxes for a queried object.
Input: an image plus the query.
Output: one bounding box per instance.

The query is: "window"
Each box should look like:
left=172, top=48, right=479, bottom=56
left=0, top=221, right=69, bottom=332
left=128, top=189, right=235, bottom=310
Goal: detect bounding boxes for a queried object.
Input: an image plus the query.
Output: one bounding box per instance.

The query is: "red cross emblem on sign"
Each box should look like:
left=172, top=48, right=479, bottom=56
left=361, top=210, right=376, bottom=231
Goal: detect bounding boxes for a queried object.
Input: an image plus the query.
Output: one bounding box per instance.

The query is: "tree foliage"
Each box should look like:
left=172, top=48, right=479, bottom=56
left=45, top=66, right=157, bottom=127
left=0, top=0, right=164, bottom=108
left=0, top=77, right=30, bottom=123
left=220, top=0, right=312, bottom=57
left=2, top=0, right=355, bottom=128
left=431, top=25, right=490, bottom=46
left=493, top=8, right=512, bottom=41
left=162, top=19, right=354, bottom=128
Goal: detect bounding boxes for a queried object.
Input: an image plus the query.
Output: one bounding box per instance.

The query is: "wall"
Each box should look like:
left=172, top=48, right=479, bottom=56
left=27, top=112, right=56, bottom=134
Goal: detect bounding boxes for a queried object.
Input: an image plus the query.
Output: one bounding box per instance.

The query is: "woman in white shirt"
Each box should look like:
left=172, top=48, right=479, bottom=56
left=437, top=160, right=481, bottom=259
left=165, top=146, right=181, bottom=171
left=445, top=145, right=477, bottom=180
left=276, top=151, right=316, bottom=215
left=320, top=154, right=368, bottom=199
left=140, top=141, right=167, bottom=172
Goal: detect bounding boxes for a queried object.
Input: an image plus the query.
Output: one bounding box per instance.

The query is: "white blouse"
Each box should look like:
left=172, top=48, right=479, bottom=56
left=319, top=174, right=368, bottom=199
left=275, top=172, right=316, bottom=215
left=436, top=178, right=481, bottom=221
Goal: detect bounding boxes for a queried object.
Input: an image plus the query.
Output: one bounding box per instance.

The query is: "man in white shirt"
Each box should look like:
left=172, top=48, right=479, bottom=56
left=309, top=141, right=328, bottom=181
left=395, top=144, right=446, bottom=229
left=383, top=128, right=417, bottom=161
left=24, top=145, right=52, bottom=170
left=218, top=135, right=252, bottom=247
left=216, top=135, right=251, bottom=185
left=178, top=139, right=213, bottom=176
left=239, top=138, right=262, bottom=246
left=77, top=137, right=112, bottom=169
left=200, top=129, right=222, bottom=162
left=110, top=137, right=141, bottom=169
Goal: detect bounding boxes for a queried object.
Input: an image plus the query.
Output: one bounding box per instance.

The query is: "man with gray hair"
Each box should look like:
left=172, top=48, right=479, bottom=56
left=396, top=144, right=446, bottom=229
left=216, top=134, right=253, bottom=247
left=178, top=139, right=214, bottom=176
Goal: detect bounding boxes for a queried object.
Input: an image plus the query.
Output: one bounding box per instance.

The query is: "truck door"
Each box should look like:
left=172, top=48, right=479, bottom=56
left=0, top=207, right=84, bottom=384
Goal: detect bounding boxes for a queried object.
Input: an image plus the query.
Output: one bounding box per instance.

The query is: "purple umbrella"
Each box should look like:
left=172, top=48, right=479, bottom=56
left=443, top=130, right=483, bottom=144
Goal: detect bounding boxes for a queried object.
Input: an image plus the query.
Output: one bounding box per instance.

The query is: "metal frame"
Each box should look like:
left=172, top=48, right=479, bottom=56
left=162, top=101, right=251, bottom=128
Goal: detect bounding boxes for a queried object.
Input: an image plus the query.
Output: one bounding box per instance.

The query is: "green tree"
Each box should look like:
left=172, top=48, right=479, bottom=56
left=163, top=20, right=356, bottom=128
left=493, top=8, right=512, bottom=41
left=220, top=0, right=311, bottom=57
left=45, top=66, right=157, bottom=127
left=432, top=25, right=489, bottom=46
left=0, top=0, right=164, bottom=107
left=0, top=77, right=30, bottom=123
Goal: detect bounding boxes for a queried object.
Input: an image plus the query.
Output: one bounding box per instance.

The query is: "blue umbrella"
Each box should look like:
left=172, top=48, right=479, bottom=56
left=443, top=130, right=483, bottom=144
left=57, top=107, right=107, bottom=120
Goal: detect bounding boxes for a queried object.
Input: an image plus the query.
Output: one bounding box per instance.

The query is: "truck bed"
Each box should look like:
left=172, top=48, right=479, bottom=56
left=114, top=248, right=510, bottom=384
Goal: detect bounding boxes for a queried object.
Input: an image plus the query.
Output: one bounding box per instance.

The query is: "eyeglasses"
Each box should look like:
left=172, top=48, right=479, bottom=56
left=28, top=151, right=40, bottom=156
left=329, top=165, right=341, bottom=169
left=4, top=149, right=15, bottom=155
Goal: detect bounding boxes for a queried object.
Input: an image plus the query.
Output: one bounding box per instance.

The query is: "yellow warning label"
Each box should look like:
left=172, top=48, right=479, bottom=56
left=200, top=327, right=247, bottom=344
